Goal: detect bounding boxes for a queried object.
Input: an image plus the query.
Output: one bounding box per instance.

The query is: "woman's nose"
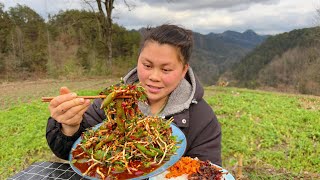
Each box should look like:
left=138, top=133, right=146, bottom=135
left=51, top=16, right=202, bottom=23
left=149, top=69, right=161, bottom=82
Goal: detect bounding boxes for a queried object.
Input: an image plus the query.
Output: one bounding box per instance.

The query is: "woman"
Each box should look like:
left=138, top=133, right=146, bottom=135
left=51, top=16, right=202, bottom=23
left=46, top=24, right=222, bottom=166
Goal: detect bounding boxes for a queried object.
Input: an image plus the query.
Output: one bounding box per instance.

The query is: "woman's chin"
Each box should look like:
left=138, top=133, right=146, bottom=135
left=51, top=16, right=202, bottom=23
left=147, top=97, right=159, bottom=104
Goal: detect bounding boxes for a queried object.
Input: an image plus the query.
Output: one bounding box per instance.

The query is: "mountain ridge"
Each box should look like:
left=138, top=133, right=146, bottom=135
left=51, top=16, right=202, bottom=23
left=228, top=26, right=320, bottom=95
left=190, top=29, right=269, bottom=85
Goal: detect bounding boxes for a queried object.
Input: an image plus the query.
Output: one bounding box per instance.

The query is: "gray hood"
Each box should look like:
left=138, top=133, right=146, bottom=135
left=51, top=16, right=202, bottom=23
left=123, top=67, right=203, bottom=117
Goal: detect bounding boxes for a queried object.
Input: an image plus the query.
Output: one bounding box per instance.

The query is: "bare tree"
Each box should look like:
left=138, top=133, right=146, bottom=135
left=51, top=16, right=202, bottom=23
left=96, top=0, right=113, bottom=68
left=84, top=0, right=133, bottom=69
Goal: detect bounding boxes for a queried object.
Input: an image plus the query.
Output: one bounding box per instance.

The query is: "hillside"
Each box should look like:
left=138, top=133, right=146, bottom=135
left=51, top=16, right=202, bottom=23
left=228, top=26, right=320, bottom=96
left=191, top=30, right=268, bottom=85
left=1, top=80, right=319, bottom=179
left=0, top=4, right=268, bottom=86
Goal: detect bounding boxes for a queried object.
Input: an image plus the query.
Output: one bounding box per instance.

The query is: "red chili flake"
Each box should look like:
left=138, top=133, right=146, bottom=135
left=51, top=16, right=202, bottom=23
left=107, top=123, right=113, bottom=130
left=130, top=85, right=136, bottom=90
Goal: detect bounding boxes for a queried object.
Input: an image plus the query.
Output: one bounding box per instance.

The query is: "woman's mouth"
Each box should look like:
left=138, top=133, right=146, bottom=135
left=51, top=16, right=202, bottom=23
left=147, top=85, right=162, bottom=93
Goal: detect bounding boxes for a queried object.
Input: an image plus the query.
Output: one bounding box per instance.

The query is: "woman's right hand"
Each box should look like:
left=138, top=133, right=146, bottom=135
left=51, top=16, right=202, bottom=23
left=49, top=87, right=91, bottom=136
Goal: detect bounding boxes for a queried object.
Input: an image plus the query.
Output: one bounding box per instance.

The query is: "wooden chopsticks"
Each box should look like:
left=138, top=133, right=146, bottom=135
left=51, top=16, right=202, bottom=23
left=41, top=95, right=134, bottom=102
left=41, top=95, right=107, bottom=102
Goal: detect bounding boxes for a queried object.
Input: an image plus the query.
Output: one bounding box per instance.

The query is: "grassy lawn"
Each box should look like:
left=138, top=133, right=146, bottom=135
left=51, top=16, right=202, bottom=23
left=205, top=86, right=320, bottom=179
left=0, top=80, right=319, bottom=179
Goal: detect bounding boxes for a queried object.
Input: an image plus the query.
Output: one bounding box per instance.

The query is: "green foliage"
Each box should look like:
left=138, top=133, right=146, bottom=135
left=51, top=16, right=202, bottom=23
left=8, top=4, right=47, bottom=73
left=46, top=9, right=140, bottom=77
left=0, top=102, right=51, bottom=179
left=0, top=3, right=13, bottom=55
left=232, top=26, right=320, bottom=95
left=205, top=86, right=320, bottom=178
left=0, top=89, right=99, bottom=179
left=1, top=84, right=319, bottom=179
left=0, top=3, right=13, bottom=73
left=61, top=57, right=85, bottom=77
left=191, top=32, right=255, bottom=85
left=0, top=6, right=140, bottom=80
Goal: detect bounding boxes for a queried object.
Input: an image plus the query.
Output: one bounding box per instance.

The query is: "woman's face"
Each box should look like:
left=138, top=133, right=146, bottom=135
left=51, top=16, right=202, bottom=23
left=137, top=41, right=188, bottom=105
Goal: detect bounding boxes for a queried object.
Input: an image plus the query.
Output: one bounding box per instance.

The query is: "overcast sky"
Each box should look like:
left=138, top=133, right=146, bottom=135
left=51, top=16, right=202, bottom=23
left=1, top=0, right=319, bottom=35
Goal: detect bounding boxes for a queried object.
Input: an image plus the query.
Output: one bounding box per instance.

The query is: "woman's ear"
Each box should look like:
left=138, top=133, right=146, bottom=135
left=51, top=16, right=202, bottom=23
left=181, top=63, right=189, bottom=79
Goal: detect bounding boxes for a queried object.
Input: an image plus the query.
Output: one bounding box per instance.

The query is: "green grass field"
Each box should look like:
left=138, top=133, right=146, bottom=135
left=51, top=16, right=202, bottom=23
left=205, top=87, right=320, bottom=179
left=0, top=80, right=319, bottom=179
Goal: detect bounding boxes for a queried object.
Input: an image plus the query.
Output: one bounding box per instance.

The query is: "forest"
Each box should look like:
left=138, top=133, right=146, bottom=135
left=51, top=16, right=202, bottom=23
left=1, top=3, right=320, bottom=180
left=0, top=3, right=140, bottom=80
left=229, top=27, right=320, bottom=96
left=1, top=3, right=319, bottom=96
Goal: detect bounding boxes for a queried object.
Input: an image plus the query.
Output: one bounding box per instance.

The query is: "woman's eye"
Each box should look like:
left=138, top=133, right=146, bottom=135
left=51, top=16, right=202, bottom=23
left=162, top=68, right=171, bottom=72
left=143, top=64, right=152, bottom=68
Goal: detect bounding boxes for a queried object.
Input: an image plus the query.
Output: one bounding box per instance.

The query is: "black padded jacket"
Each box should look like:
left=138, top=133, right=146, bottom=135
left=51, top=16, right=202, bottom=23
left=46, top=68, right=222, bottom=165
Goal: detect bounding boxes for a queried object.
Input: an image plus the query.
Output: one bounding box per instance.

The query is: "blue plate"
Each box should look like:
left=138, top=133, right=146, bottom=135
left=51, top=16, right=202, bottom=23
left=69, top=122, right=187, bottom=180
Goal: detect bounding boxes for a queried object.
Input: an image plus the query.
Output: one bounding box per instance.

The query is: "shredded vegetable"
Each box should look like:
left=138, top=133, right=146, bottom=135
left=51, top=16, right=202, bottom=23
left=165, top=157, right=200, bottom=178
left=71, top=83, right=179, bottom=180
left=165, top=157, right=226, bottom=180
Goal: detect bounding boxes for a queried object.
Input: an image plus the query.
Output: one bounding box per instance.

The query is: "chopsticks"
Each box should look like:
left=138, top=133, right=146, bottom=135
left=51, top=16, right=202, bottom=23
left=41, top=95, right=134, bottom=102
left=41, top=95, right=107, bottom=102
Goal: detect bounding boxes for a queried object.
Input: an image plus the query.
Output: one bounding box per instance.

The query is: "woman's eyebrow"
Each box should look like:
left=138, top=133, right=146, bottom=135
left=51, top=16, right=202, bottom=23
left=141, top=57, right=171, bottom=66
left=141, top=58, right=153, bottom=64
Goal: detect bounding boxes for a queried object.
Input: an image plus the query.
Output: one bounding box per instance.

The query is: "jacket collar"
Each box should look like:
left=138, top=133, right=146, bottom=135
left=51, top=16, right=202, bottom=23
left=123, top=67, right=204, bottom=128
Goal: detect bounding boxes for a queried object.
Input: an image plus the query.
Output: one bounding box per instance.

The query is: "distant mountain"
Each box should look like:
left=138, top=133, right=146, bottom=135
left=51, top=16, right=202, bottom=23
left=219, top=29, right=268, bottom=48
left=228, top=26, right=320, bottom=95
left=190, top=30, right=269, bottom=85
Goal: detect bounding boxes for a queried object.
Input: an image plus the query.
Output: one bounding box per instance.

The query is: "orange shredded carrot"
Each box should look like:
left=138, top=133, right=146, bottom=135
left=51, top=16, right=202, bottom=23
left=165, top=157, right=200, bottom=178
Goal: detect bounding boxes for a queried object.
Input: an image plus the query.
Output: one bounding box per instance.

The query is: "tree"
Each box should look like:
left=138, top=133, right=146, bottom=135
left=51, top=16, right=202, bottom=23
left=0, top=3, right=140, bottom=79
left=47, top=9, right=104, bottom=76
left=0, top=3, right=13, bottom=74
left=8, top=4, right=47, bottom=74
left=83, top=0, right=133, bottom=71
left=97, top=0, right=113, bottom=68
left=47, top=9, right=139, bottom=77
left=82, top=0, right=115, bottom=70
left=0, top=3, right=13, bottom=54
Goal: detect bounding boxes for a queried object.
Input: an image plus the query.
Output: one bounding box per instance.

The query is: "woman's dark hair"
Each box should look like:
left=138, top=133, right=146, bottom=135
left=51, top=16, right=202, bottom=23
left=140, top=24, right=193, bottom=65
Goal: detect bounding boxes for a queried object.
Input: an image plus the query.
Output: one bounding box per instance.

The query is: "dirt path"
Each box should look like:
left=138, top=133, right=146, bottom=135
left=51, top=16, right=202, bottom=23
left=0, top=78, right=117, bottom=110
